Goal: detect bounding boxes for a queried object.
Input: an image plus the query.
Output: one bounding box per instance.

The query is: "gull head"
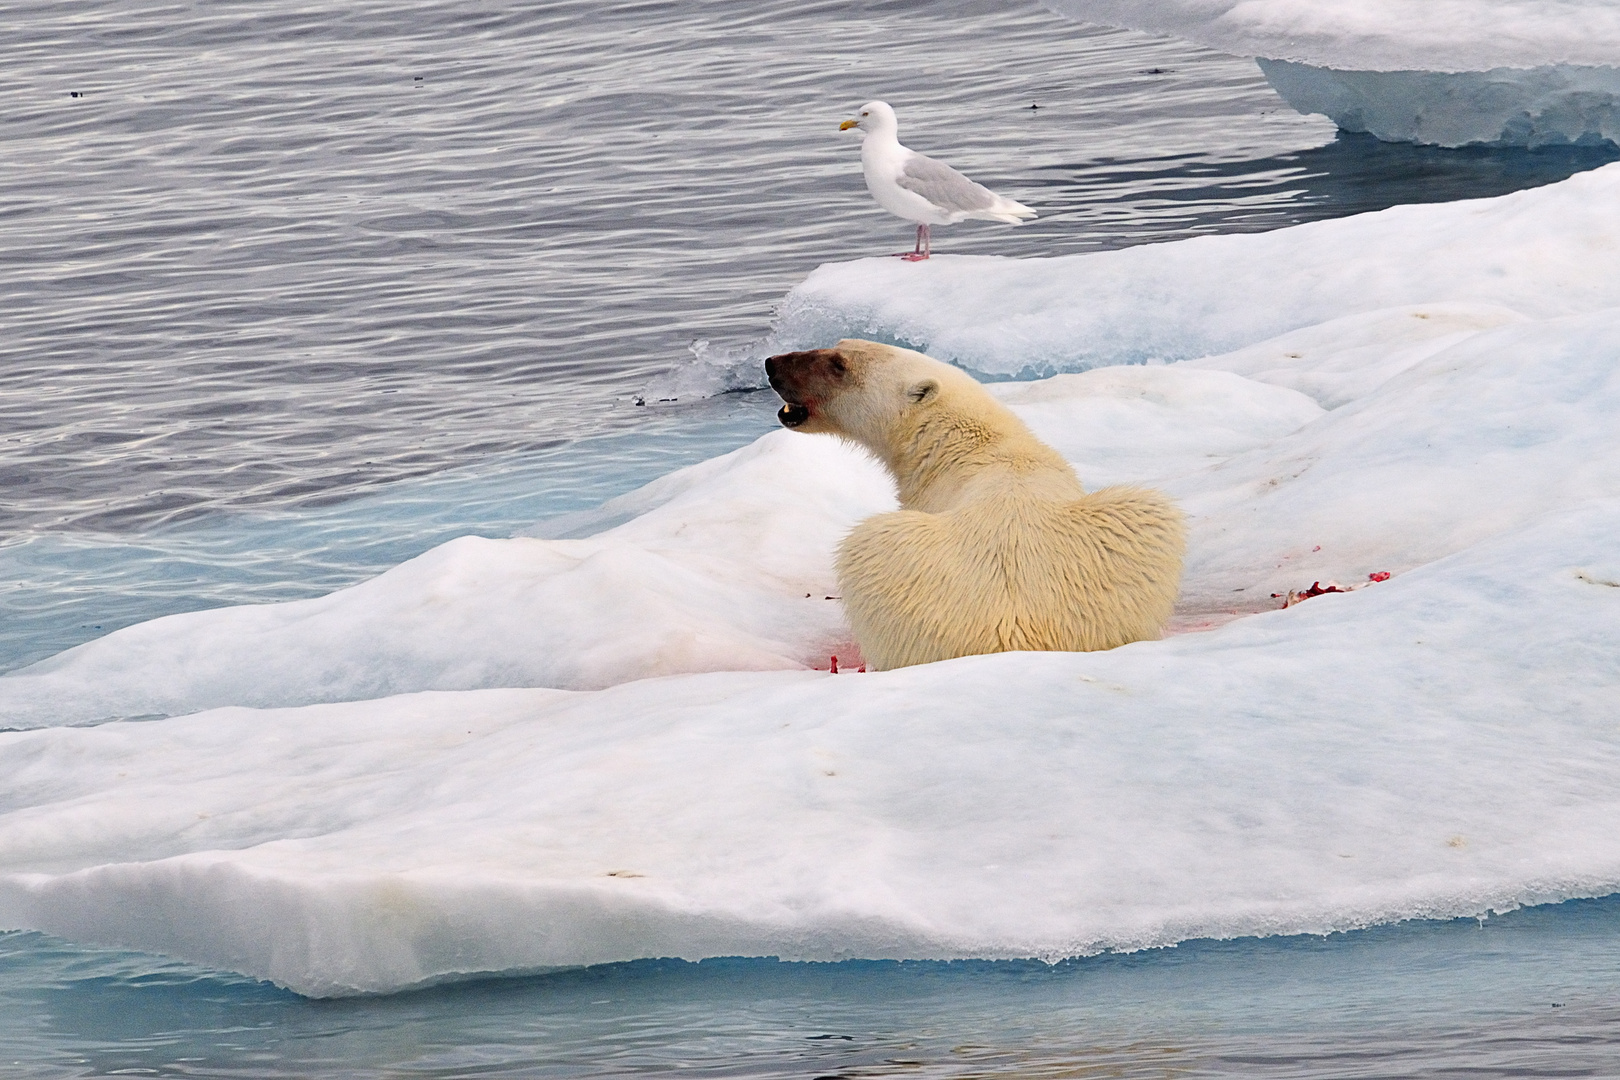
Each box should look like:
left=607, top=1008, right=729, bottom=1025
left=839, top=100, right=897, bottom=139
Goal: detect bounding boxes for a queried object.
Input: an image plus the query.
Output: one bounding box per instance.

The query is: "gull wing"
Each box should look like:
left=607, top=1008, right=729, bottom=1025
left=894, top=153, right=998, bottom=214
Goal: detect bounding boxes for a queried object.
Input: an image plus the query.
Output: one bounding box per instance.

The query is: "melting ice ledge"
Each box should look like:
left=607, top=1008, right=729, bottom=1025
left=5, top=167, right=1620, bottom=998
left=1046, top=1, right=1620, bottom=147
left=1258, top=60, right=1620, bottom=149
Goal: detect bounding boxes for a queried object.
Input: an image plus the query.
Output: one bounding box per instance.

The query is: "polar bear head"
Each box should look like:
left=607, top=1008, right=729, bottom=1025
left=764, top=339, right=988, bottom=456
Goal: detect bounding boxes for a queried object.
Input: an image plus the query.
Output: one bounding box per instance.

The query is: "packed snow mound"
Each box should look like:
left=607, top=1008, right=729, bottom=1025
left=1175, top=308, right=1620, bottom=611
left=3, top=502, right=1618, bottom=996
left=776, top=163, right=1620, bottom=374
left=5, top=168, right=1620, bottom=993
left=1044, top=0, right=1620, bottom=74
left=0, top=434, right=894, bottom=726
left=1257, top=59, right=1620, bottom=148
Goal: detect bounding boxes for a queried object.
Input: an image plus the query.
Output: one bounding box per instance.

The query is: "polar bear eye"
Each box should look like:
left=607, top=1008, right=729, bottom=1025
left=908, top=381, right=938, bottom=403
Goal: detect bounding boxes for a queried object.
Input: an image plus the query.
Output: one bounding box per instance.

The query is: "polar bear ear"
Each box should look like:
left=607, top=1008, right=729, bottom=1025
left=907, top=380, right=939, bottom=404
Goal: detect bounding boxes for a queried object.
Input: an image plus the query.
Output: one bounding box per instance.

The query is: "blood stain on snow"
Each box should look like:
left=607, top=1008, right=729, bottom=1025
left=1273, top=572, right=1392, bottom=608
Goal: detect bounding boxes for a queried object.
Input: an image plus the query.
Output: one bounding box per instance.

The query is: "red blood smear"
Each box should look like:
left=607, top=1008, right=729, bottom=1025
left=829, top=655, right=839, bottom=674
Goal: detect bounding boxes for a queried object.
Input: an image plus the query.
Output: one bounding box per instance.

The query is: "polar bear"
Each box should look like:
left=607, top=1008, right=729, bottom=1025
left=765, top=339, right=1185, bottom=670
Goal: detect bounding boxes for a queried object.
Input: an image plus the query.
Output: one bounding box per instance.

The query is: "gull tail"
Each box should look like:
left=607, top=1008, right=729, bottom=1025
left=978, top=194, right=1037, bottom=224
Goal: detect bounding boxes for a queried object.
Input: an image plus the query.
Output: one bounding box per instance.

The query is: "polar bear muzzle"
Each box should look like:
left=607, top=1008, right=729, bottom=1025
left=765, top=348, right=851, bottom=429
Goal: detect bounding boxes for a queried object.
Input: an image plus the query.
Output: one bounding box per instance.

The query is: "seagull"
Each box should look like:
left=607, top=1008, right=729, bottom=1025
left=839, top=100, right=1036, bottom=261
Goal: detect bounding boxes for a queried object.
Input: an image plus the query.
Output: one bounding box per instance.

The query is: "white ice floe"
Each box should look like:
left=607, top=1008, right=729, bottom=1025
left=3, top=166, right=1619, bottom=995
left=3, top=502, right=1617, bottom=996
left=776, top=163, right=1620, bottom=375
left=1047, top=2, right=1620, bottom=146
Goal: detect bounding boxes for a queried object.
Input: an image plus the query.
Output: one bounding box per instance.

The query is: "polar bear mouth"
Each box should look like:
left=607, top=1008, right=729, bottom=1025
left=777, top=402, right=811, bottom=428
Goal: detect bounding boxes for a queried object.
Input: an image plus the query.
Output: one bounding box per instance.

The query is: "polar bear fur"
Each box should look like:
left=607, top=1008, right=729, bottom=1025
left=765, top=339, right=1185, bottom=671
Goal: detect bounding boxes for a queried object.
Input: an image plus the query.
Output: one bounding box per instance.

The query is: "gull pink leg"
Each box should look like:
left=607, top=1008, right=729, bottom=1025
left=900, top=223, right=931, bottom=262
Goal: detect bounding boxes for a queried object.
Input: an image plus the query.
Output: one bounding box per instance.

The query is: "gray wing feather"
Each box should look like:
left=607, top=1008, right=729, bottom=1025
left=895, top=154, right=997, bottom=213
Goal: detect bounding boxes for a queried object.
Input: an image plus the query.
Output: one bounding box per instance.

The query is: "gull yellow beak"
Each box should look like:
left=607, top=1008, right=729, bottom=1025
left=839, top=119, right=859, bottom=131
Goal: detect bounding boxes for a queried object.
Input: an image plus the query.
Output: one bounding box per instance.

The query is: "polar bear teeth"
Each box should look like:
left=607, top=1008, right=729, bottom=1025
left=777, top=402, right=811, bottom=428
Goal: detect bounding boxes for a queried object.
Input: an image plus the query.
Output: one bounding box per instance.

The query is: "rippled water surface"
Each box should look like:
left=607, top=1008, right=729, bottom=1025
left=6, top=0, right=1614, bottom=539
left=5, top=898, right=1620, bottom=1078
left=5, top=1, right=1620, bottom=1073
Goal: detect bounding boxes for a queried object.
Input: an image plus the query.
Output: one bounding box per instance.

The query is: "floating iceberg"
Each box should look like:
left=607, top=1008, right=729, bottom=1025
left=1257, top=59, right=1620, bottom=148
left=3, top=167, right=1620, bottom=996
left=1046, top=1, right=1620, bottom=147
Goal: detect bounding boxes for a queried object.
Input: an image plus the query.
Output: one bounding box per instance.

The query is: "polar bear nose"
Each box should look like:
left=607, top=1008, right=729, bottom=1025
left=764, top=353, right=794, bottom=386
left=765, top=349, right=845, bottom=387
left=765, top=350, right=816, bottom=396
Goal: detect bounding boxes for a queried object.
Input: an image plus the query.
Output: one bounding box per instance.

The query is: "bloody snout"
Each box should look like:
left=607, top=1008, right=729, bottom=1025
left=765, top=348, right=847, bottom=429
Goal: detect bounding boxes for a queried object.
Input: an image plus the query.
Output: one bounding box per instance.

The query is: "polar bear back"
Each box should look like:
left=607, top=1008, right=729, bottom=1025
left=837, top=483, right=1185, bottom=670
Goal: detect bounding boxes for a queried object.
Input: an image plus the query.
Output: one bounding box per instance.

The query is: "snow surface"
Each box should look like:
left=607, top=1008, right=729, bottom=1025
left=4, top=166, right=1620, bottom=995
left=775, top=164, right=1620, bottom=374
left=1044, top=0, right=1620, bottom=73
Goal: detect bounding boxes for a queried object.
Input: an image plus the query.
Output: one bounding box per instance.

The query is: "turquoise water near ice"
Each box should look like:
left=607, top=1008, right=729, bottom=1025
left=1, top=391, right=780, bottom=669
left=5, top=898, right=1618, bottom=1078
left=4, top=0, right=1619, bottom=1074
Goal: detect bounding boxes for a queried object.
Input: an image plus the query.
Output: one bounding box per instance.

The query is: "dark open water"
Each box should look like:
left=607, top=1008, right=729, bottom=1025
left=3, top=0, right=1619, bottom=1075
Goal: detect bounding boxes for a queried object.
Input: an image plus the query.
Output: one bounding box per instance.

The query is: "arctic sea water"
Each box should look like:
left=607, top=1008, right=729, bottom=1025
left=3, top=0, right=1618, bottom=1075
